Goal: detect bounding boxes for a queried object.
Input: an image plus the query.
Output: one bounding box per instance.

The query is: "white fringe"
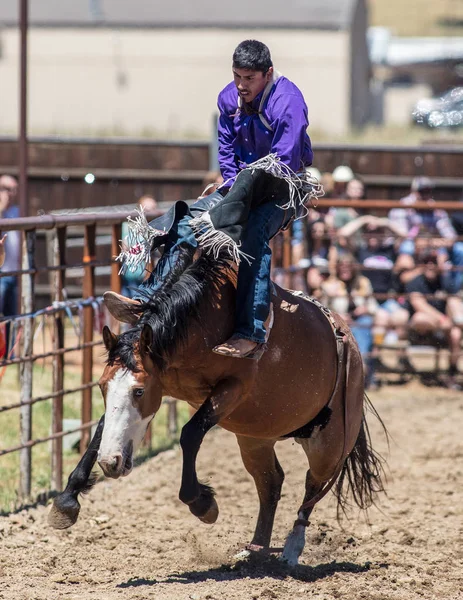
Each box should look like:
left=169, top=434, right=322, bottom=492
left=189, top=212, right=253, bottom=266
left=116, top=207, right=166, bottom=274
left=245, top=153, right=324, bottom=218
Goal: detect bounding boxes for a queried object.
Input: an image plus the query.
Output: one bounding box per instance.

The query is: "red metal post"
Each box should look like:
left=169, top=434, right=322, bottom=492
left=19, top=0, right=28, bottom=218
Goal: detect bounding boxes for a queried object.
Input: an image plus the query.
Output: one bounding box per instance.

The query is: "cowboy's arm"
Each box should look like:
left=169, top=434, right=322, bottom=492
left=217, top=97, right=240, bottom=186
left=269, top=93, right=313, bottom=171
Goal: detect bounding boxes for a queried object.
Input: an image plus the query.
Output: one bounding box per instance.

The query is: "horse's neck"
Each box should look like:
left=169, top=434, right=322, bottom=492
left=160, top=277, right=236, bottom=396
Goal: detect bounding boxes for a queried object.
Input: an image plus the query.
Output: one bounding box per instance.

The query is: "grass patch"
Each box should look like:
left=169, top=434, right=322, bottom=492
left=0, top=357, right=189, bottom=513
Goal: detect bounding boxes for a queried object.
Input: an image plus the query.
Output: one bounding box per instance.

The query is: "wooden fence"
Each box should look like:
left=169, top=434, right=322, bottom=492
left=0, top=137, right=462, bottom=214
left=0, top=211, right=157, bottom=500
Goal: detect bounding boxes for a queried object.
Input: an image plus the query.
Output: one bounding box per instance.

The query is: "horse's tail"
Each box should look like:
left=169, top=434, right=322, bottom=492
left=333, top=393, right=388, bottom=518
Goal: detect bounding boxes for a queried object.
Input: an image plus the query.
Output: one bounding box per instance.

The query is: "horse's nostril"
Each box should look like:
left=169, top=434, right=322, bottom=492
left=99, top=454, right=123, bottom=476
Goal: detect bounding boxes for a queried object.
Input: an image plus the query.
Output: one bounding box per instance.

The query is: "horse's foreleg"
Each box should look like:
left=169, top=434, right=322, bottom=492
left=48, top=415, right=105, bottom=529
left=179, top=378, right=243, bottom=523
left=236, top=435, right=284, bottom=549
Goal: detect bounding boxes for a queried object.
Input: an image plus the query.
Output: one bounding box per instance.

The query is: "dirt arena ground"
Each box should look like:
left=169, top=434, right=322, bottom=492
left=0, top=382, right=462, bottom=600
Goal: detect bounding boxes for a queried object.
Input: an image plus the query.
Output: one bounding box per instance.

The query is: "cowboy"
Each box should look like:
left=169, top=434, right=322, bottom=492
left=108, top=40, right=316, bottom=358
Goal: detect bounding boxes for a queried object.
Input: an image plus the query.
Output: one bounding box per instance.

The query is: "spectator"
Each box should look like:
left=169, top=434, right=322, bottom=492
left=293, top=216, right=332, bottom=271
left=325, top=177, right=366, bottom=232
left=405, top=249, right=463, bottom=388
left=306, top=262, right=328, bottom=301
left=322, top=253, right=378, bottom=385
left=331, top=165, right=354, bottom=198
left=320, top=171, right=335, bottom=199
left=121, top=195, right=159, bottom=298
left=389, top=176, right=463, bottom=291
left=304, top=219, right=331, bottom=271
left=346, top=178, right=366, bottom=202
left=332, top=215, right=414, bottom=375
left=0, top=175, right=20, bottom=352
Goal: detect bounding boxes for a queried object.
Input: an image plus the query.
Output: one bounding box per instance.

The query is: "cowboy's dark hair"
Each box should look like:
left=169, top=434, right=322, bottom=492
left=232, top=40, right=273, bottom=73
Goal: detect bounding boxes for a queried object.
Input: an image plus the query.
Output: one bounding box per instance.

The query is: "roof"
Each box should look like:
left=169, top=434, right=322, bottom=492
left=1, top=0, right=360, bottom=31
left=369, top=27, right=463, bottom=66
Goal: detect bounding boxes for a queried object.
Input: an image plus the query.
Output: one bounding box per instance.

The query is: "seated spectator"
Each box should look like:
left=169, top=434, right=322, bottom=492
left=306, top=219, right=330, bottom=265
left=306, top=261, right=329, bottom=300
left=121, top=195, right=159, bottom=298
left=331, top=215, right=412, bottom=373
left=0, top=175, right=20, bottom=354
left=293, top=216, right=332, bottom=273
left=325, top=177, right=366, bottom=232
left=405, top=249, right=463, bottom=388
left=322, top=254, right=378, bottom=385
left=332, top=214, right=404, bottom=293
left=389, top=176, right=463, bottom=291
left=320, top=171, right=335, bottom=199
left=331, top=165, right=354, bottom=198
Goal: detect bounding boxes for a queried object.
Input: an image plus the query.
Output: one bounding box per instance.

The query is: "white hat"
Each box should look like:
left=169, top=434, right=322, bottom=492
left=411, top=176, right=434, bottom=192
left=305, top=167, right=321, bottom=181
left=332, top=165, right=354, bottom=183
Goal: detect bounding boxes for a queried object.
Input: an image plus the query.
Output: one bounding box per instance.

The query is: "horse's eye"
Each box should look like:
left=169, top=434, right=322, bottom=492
left=133, top=388, right=144, bottom=398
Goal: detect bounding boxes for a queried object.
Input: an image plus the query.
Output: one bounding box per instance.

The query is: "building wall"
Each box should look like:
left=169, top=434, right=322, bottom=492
left=0, top=28, right=351, bottom=137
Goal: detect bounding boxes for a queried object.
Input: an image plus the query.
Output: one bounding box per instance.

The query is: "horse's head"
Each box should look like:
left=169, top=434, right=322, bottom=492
left=97, top=324, right=161, bottom=479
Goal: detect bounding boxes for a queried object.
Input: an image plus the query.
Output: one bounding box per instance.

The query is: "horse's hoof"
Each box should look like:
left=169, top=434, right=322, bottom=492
left=48, top=495, right=80, bottom=529
left=198, top=497, right=219, bottom=524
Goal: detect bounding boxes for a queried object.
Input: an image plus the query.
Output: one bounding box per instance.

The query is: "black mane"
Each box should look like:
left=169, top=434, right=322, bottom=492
left=106, top=246, right=231, bottom=372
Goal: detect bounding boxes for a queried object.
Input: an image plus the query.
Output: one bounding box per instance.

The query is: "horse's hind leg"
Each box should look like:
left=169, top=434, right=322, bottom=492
left=281, top=421, right=345, bottom=566
left=280, top=453, right=324, bottom=566
left=236, top=435, right=284, bottom=549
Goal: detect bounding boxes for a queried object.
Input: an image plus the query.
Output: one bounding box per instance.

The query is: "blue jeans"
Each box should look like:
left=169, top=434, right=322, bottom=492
left=449, top=241, right=463, bottom=293
left=235, top=202, right=291, bottom=342
left=350, top=314, right=374, bottom=357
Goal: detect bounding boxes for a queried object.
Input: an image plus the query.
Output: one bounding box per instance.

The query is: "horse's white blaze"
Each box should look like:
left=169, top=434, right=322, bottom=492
left=281, top=511, right=307, bottom=566
left=98, top=369, right=151, bottom=465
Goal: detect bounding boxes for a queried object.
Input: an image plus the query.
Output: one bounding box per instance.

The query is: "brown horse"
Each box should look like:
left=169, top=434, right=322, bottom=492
left=49, top=247, right=385, bottom=566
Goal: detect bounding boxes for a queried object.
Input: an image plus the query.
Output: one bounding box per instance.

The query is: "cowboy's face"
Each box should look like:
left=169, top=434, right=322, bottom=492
left=233, top=67, right=273, bottom=103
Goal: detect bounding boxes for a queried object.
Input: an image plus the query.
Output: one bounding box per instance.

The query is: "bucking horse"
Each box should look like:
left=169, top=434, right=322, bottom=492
left=48, top=240, right=385, bottom=566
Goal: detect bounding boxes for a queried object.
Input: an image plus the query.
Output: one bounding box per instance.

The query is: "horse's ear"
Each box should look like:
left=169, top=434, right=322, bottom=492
left=140, top=324, right=155, bottom=372
left=102, top=326, right=118, bottom=352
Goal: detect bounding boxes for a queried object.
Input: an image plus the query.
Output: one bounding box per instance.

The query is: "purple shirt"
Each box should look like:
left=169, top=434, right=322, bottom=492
left=217, top=76, right=313, bottom=185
